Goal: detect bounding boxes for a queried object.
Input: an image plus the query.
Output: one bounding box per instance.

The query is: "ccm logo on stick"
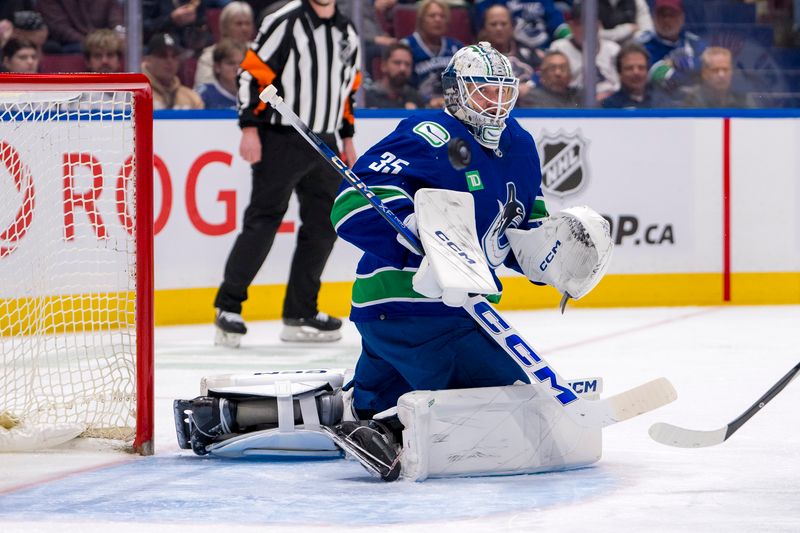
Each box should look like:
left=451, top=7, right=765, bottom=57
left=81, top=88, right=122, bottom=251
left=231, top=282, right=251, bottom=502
left=473, top=301, right=578, bottom=405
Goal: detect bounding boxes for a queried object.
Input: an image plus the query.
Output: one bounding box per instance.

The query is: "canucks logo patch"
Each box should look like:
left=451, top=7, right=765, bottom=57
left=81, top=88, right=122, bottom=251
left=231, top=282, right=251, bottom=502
left=413, top=121, right=450, bottom=147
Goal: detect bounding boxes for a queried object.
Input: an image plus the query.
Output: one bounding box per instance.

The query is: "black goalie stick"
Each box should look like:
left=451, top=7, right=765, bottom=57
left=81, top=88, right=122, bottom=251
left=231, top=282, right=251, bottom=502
left=649, top=360, right=800, bottom=448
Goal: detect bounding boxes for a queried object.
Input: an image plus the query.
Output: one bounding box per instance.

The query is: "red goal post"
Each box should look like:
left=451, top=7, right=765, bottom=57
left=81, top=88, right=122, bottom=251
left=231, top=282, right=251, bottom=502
left=0, top=74, right=153, bottom=455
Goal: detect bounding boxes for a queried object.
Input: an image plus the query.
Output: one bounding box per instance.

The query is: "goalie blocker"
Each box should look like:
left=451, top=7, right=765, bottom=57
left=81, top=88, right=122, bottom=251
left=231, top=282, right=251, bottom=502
left=173, top=369, right=604, bottom=481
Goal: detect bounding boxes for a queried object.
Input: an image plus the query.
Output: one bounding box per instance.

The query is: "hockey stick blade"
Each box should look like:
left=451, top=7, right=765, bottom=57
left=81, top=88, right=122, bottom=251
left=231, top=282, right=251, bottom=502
left=258, top=85, right=676, bottom=430
left=649, top=360, right=800, bottom=448
left=598, top=377, right=677, bottom=426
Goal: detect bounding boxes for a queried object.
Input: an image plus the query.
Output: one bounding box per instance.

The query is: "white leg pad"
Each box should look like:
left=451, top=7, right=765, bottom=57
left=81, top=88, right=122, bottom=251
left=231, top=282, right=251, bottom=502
left=397, top=379, right=603, bottom=481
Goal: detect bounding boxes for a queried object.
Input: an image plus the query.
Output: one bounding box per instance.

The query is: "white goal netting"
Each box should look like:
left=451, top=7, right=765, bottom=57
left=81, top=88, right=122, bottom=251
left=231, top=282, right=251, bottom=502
left=0, top=86, right=150, bottom=452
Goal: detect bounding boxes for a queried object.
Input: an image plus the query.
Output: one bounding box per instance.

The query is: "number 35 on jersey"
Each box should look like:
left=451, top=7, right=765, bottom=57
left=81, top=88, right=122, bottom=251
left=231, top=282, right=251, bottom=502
left=368, top=152, right=410, bottom=174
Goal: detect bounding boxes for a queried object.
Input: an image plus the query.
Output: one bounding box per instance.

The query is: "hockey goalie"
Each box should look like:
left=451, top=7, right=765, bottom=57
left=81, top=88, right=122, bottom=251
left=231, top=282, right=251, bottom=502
left=174, top=42, right=672, bottom=481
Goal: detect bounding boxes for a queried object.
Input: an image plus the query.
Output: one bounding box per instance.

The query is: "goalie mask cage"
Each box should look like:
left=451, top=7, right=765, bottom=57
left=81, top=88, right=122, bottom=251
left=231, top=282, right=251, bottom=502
left=0, top=74, right=153, bottom=455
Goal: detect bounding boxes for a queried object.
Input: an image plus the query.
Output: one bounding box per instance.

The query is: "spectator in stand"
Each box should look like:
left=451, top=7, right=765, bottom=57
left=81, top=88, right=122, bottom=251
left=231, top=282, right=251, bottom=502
left=636, top=0, right=706, bottom=92
left=602, top=41, right=665, bottom=108
left=680, top=47, right=749, bottom=108
left=83, top=29, right=124, bottom=73
left=339, top=0, right=398, bottom=78
left=480, top=4, right=539, bottom=100
left=2, top=37, right=39, bottom=73
left=549, top=1, right=619, bottom=102
left=518, top=50, right=580, bottom=107
left=10, top=11, right=50, bottom=56
left=1, top=2, right=37, bottom=49
left=0, top=1, right=35, bottom=23
left=596, top=0, right=653, bottom=44
left=402, top=0, right=463, bottom=108
left=196, top=38, right=247, bottom=109
left=142, top=33, right=204, bottom=110
left=194, top=1, right=254, bottom=88
left=0, top=21, right=12, bottom=50
left=364, top=42, right=425, bottom=108
left=143, top=0, right=214, bottom=56
left=474, top=0, right=571, bottom=54
left=38, top=0, right=123, bottom=53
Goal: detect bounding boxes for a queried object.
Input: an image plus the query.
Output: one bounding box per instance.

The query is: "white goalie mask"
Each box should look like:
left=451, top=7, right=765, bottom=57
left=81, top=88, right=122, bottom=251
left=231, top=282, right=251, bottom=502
left=442, top=42, right=519, bottom=150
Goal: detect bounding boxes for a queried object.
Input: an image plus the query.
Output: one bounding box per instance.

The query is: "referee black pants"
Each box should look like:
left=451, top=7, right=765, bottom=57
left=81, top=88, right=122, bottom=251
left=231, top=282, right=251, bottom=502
left=214, top=126, right=342, bottom=319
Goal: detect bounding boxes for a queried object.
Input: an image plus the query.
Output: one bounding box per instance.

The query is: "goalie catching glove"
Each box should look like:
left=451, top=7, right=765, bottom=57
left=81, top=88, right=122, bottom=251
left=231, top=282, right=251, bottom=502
left=506, top=206, right=613, bottom=303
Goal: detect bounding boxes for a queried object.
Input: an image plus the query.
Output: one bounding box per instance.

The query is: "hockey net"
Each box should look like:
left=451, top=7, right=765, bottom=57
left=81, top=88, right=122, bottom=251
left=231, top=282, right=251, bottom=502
left=0, top=74, right=153, bottom=454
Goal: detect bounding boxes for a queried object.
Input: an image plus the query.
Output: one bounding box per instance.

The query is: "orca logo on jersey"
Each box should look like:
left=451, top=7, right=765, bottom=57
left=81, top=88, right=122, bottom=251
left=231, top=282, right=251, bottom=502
left=538, top=130, right=589, bottom=198
left=482, top=182, right=525, bottom=267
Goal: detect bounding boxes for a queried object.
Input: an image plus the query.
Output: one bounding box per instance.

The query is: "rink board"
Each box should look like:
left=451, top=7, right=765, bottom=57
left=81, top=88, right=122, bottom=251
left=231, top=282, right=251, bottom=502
left=2, top=110, right=798, bottom=325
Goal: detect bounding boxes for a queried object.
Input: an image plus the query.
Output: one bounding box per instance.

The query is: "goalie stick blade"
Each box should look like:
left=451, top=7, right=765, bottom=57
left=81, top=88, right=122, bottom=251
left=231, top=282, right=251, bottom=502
left=648, top=422, right=727, bottom=449
left=589, top=377, right=678, bottom=427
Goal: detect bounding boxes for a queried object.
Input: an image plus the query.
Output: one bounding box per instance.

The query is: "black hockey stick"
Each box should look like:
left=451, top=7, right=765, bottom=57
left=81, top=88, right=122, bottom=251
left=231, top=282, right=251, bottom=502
left=649, top=360, right=800, bottom=448
left=259, top=85, right=676, bottom=429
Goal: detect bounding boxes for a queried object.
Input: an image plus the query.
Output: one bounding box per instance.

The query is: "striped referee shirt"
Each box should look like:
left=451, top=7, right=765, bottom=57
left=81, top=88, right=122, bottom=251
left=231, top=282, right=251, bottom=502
left=238, top=0, right=361, bottom=138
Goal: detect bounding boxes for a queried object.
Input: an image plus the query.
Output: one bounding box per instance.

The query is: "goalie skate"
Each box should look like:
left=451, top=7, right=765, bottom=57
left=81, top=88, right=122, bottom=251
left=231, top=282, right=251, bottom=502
left=214, top=309, right=247, bottom=348
left=280, top=312, right=342, bottom=342
left=323, top=421, right=401, bottom=481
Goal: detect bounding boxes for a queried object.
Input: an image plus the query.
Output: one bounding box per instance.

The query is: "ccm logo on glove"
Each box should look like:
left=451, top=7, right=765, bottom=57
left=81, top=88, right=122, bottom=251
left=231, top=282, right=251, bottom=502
left=539, top=240, right=562, bottom=271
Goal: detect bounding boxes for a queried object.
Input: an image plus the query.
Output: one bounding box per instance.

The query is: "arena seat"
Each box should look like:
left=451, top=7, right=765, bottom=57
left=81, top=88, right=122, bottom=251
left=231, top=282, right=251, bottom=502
left=448, top=7, right=474, bottom=45
left=208, top=8, right=222, bottom=42
left=371, top=56, right=383, bottom=81
left=393, top=5, right=475, bottom=45
left=179, top=57, right=198, bottom=88
left=393, top=4, right=417, bottom=40
left=39, top=53, right=86, bottom=73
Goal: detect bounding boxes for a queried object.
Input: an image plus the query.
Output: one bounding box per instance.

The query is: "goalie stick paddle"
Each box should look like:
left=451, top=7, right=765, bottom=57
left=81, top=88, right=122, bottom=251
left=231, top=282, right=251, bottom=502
left=649, top=360, right=800, bottom=448
left=259, top=85, right=676, bottom=429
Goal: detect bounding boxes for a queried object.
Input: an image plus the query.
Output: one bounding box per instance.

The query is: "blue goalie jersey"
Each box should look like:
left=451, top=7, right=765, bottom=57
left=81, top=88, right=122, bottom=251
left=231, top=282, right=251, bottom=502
left=330, top=110, right=548, bottom=322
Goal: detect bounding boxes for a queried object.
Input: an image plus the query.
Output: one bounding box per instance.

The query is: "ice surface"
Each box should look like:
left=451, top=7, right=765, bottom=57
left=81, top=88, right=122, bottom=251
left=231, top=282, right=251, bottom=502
left=1, top=306, right=799, bottom=532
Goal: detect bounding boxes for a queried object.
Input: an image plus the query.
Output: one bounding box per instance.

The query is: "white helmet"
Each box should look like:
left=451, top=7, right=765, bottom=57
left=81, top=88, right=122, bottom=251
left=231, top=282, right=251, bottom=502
left=442, top=42, right=519, bottom=150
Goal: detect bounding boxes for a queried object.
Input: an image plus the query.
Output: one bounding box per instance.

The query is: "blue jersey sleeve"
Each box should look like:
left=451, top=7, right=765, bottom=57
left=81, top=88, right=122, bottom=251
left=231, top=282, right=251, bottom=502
left=330, top=118, right=439, bottom=268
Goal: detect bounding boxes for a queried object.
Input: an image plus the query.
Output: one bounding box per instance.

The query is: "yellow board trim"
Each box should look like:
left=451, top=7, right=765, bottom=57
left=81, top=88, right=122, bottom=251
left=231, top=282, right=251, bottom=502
left=152, top=272, right=800, bottom=326
left=4, top=273, right=797, bottom=333
left=0, top=292, right=136, bottom=336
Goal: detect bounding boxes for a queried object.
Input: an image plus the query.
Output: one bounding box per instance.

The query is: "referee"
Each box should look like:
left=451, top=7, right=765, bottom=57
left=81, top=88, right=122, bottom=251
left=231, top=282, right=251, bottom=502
left=213, top=0, right=361, bottom=346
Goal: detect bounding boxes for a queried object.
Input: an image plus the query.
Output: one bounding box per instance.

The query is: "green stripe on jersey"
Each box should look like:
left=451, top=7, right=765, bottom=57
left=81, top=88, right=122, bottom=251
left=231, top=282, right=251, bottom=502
left=352, top=269, right=425, bottom=305
left=352, top=268, right=503, bottom=306
left=331, top=186, right=411, bottom=228
left=529, top=197, right=548, bottom=222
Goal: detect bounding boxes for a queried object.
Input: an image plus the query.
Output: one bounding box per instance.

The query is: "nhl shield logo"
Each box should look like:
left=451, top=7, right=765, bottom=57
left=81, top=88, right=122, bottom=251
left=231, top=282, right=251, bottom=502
left=538, top=130, right=589, bottom=198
